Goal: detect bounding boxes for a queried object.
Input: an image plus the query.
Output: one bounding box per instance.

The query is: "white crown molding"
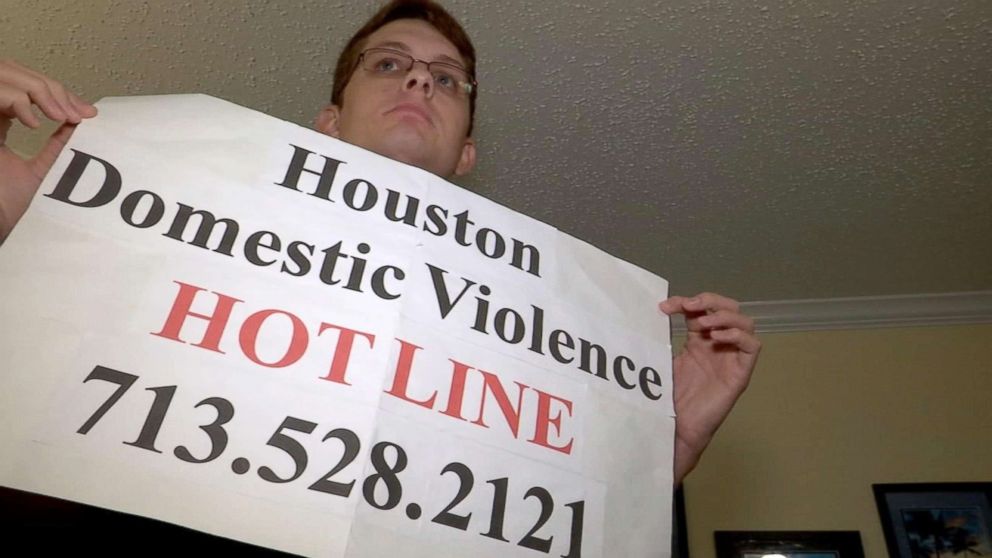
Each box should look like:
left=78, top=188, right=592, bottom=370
left=672, top=291, right=992, bottom=334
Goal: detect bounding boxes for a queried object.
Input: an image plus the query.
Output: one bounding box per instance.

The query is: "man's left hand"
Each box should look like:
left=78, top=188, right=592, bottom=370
left=659, top=292, right=761, bottom=484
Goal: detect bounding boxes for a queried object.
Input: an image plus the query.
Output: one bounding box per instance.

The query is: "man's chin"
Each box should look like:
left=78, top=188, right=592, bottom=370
left=370, top=137, right=441, bottom=174
left=341, top=126, right=452, bottom=177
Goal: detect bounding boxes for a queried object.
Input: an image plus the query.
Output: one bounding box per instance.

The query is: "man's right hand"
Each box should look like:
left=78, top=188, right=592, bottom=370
left=0, top=59, right=97, bottom=242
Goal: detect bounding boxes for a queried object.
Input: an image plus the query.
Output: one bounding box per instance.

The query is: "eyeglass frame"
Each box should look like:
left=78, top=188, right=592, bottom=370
left=356, top=47, right=478, bottom=98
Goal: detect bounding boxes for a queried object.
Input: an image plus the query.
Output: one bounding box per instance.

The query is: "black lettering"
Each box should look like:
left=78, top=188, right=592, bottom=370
left=371, top=266, right=405, bottom=300
left=494, top=308, right=525, bottom=344
left=423, top=205, right=449, bottom=236
left=275, top=144, right=343, bottom=201
left=342, top=179, right=377, bottom=211
left=344, top=242, right=370, bottom=292
left=452, top=210, right=474, bottom=247
left=476, top=228, right=506, bottom=259
left=45, top=149, right=121, bottom=208
left=549, top=330, right=574, bottom=364
left=578, top=339, right=608, bottom=380
left=319, top=241, right=347, bottom=285
left=163, top=204, right=239, bottom=256
left=244, top=230, right=282, bottom=267
left=384, top=189, right=419, bottom=226
left=511, top=239, right=541, bottom=277
left=639, top=367, right=664, bottom=401
left=471, top=285, right=492, bottom=334
left=426, top=263, right=476, bottom=319
left=120, top=190, right=165, bottom=228
left=612, top=356, right=638, bottom=390
left=528, top=305, right=545, bottom=355
left=281, top=241, right=314, bottom=277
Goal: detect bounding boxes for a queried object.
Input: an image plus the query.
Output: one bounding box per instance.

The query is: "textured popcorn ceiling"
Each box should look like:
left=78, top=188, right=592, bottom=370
left=4, top=0, right=990, bottom=301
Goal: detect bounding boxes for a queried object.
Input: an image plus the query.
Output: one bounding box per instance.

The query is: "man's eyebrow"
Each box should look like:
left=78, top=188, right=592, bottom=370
left=433, top=53, right=465, bottom=67
left=371, top=40, right=412, bottom=52
left=370, top=40, right=466, bottom=68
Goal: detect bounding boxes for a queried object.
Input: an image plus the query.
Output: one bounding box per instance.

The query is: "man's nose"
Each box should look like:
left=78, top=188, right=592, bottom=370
left=404, top=61, right=434, bottom=97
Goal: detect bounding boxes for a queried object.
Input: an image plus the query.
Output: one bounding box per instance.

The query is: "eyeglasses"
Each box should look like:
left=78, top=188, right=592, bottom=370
left=358, top=47, right=476, bottom=98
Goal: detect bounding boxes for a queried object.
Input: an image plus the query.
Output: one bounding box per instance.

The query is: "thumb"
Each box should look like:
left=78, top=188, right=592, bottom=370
left=0, top=117, right=11, bottom=147
left=659, top=296, right=689, bottom=315
left=29, top=123, right=76, bottom=179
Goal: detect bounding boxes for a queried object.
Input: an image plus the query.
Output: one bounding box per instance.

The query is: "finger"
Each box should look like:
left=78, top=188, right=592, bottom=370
left=31, top=123, right=76, bottom=176
left=709, top=328, right=762, bottom=354
left=683, top=292, right=740, bottom=314
left=0, top=61, right=68, bottom=122
left=24, top=74, right=75, bottom=123
left=695, top=309, right=755, bottom=332
left=68, top=90, right=97, bottom=118
left=12, top=61, right=94, bottom=120
left=46, top=80, right=82, bottom=123
left=658, top=296, right=692, bottom=315
left=12, top=62, right=78, bottom=122
left=1, top=86, right=42, bottom=128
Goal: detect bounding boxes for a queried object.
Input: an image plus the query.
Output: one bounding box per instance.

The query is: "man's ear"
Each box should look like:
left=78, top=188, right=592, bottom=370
left=454, top=137, right=476, bottom=176
left=315, top=104, right=342, bottom=138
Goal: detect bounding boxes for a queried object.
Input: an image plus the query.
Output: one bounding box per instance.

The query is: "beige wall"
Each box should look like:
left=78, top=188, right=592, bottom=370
left=683, top=324, right=992, bottom=557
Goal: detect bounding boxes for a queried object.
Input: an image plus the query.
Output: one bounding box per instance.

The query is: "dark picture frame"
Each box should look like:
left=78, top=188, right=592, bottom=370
left=873, top=482, right=992, bottom=558
left=672, top=486, right=689, bottom=558
left=714, top=530, right=865, bottom=558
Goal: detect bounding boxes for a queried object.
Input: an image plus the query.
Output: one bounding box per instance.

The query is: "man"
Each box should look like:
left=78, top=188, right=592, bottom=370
left=0, top=0, right=758, bottom=487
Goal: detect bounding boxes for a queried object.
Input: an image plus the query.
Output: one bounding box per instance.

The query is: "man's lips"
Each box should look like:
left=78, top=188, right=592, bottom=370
left=386, top=103, right=434, bottom=126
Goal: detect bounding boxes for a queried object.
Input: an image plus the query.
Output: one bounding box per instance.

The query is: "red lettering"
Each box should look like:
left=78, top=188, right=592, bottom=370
left=471, top=371, right=528, bottom=437
left=239, top=309, right=308, bottom=367
left=528, top=389, right=574, bottom=455
left=384, top=338, right=437, bottom=409
left=317, top=323, right=376, bottom=385
left=439, top=359, right=472, bottom=421
left=151, top=281, right=242, bottom=353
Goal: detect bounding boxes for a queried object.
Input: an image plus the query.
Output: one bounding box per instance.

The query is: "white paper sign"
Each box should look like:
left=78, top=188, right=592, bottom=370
left=0, top=95, right=674, bottom=557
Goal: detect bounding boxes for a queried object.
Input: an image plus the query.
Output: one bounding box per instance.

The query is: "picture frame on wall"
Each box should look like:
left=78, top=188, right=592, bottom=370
left=673, top=486, right=689, bottom=558
left=873, top=482, right=992, bottom=558
left=714, top=530, right=865, bottom=558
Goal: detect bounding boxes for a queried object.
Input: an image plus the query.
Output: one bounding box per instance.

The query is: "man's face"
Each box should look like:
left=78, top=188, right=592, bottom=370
left=317, top=19, right=476, bottom=179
